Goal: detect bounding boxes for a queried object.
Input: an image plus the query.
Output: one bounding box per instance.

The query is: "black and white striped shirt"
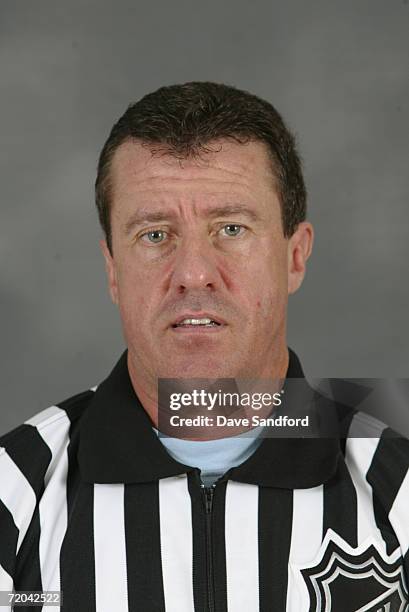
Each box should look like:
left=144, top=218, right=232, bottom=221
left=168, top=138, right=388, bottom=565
left=1, top=349, right=409, bottom=611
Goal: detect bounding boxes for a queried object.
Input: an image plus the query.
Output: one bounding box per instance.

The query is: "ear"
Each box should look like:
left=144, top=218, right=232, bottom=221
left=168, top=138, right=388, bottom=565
left=287, top=222, right=314, bottom=295
left=100, top=239, right=119, bottom=305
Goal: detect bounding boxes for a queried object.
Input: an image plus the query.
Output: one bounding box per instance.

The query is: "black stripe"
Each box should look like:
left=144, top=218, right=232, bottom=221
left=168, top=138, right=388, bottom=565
left=323, top=458, right=358, bottom=547
left=0, top=499, right=18, bottom=578
left=1, top=424, right=51, bottom=499
left=124, top=481, right=165, bottom=612
left=60, top=481, right=96, bottom=612
left=59, top=391, right=96, bottom=611
left=65, top=413, right=82, bottom=524
left=366, top=432, right=409, bottom=517
left=14, top=507, right=43, bottom=602
left=188, top=472, right=228, bottom=612
left=366, top=431, right=409, bottom=554
left=372, top=494, right=400, bottom=555
left=211, top=480, right=228, bottom=612
left=59, top=389, right=95, bottom=522
left=59, top=388, right=95, bottom=521
left=258, top=487, right=293, bottom=611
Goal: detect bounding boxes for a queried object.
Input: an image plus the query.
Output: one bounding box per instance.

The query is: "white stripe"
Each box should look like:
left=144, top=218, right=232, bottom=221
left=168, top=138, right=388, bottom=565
left=225, top=481, right=259, bottom=612
left=289, top=486, right=324, bottom=564
left=389, top=468, right=409, bottom=555
left=286, top=485, right=324, bottom=612
left=159, top=476, right=195, bottom=612
left=94, top=484, right=128, bottom=612
left=34, top=409, right=70, bottom=608
left=0, top=449, right=36, bottom=552
left=25, top=405, right=62, bottom=428
left=345, top=412, right=386, bottom=544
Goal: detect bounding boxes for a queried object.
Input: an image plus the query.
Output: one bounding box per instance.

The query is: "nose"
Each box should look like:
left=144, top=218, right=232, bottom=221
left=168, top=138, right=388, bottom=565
left=169, top=234, right=221, bottom=293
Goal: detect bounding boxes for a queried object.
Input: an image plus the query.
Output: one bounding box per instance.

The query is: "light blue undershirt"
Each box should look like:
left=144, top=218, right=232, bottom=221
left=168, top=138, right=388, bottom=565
left=154, top=426, right=264, bottom=487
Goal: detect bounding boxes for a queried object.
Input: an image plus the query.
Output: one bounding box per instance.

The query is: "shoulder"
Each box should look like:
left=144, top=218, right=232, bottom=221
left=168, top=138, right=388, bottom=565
left=344, top=411, right=409, bottom=542
left=317, top=383, right=409, bottom=478
left=344, top=410, right=409, bottom=475
left=0, top=386, right=96, bottom=459
left=0, top=386, right=97, bottom=513
left=0, top=386, right=97, bottom=576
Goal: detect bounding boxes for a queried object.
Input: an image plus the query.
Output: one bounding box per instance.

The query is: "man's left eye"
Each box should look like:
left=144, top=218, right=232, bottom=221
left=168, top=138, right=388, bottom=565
left=220, top=224, right=245, bottom=237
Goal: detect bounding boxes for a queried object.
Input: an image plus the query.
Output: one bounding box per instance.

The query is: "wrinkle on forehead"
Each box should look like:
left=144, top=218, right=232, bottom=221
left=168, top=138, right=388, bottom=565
left=109, top=138, right=277, bottom=198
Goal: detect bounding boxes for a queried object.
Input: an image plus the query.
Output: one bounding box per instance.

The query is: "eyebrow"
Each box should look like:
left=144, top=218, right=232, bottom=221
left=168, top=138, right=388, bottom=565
left=123, top=210, right=173, bottom=235
left=206, top=205, right=260, bottom=222
left=123, top=204, right=261, bottom=235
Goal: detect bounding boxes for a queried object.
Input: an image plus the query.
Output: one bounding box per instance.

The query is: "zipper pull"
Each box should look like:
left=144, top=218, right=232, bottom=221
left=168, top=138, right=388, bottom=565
left=202, top=484, right=215, bottom=513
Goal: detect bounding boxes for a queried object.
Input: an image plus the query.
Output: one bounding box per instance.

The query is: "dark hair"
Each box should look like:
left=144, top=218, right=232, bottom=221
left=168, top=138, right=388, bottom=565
left=95, top=81, right=307, bottom=253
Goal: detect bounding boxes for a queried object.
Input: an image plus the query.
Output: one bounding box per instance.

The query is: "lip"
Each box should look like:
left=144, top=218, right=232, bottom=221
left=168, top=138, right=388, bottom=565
left=170, top=312, right=227, bottom=330
left=171, top=325, right=225, bottom=334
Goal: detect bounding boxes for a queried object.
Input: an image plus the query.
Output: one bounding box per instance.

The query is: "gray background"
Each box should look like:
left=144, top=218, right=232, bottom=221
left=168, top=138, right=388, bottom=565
left=1, top=1, right=408, bottom=434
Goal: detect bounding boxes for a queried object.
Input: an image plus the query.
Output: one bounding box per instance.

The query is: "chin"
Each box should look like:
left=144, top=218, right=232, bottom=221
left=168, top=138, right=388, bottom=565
left=163, top=358, right=232, bottom=380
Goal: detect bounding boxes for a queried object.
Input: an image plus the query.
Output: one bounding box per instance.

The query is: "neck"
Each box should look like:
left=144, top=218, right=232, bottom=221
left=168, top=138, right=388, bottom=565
left=127, top=346, right=290, bottom=430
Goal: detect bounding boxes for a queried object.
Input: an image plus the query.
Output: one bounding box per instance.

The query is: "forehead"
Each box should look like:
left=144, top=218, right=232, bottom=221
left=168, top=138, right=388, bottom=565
left=108, top=138, right=278, bottom=206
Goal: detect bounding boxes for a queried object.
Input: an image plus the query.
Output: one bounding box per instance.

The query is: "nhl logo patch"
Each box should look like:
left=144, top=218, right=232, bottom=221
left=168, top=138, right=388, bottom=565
left=299, top=531, right=408, bottom=611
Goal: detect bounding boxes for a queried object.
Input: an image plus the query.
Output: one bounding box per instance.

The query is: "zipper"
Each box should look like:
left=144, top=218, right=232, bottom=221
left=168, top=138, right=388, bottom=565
left=201, top=482, right=216, bottom=612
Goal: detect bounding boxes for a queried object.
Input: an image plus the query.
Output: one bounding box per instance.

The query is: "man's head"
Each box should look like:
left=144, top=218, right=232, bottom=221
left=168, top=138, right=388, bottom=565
left=96, top=82, right=313, bottom=393
left=96, top=81, right=307, bottom=255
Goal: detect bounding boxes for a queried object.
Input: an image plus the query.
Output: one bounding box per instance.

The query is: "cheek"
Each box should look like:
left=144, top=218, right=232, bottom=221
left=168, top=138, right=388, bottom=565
left=227, top=259, right=286, bottom=317
left=257, top=286, right=287, bottom=316
left=118, top=291, right=151, bottom=351
left=249, top=262, right=288, bottom=316
left=116, top=265, right=152, bottom=321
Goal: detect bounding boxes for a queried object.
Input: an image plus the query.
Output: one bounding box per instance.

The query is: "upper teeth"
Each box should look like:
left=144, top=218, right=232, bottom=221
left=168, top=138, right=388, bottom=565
left=178, top=318, right=216, bottom=325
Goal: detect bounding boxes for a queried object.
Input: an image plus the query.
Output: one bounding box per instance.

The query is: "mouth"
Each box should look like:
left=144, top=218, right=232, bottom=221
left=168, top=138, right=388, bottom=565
left=171, top=313, right=226, bottom=332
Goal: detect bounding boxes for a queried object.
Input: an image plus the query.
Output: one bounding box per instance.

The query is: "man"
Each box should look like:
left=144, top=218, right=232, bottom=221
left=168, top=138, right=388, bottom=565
left=1, top=82, right=408, bottom=611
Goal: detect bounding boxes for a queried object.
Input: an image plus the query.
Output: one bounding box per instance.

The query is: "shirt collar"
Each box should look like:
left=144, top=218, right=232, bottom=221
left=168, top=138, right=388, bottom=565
left=78, top=348, right=341, bottom=488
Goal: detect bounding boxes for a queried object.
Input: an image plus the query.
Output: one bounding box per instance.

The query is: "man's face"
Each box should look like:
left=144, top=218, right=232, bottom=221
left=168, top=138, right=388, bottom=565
left=102, top=139, right=312, bottom=386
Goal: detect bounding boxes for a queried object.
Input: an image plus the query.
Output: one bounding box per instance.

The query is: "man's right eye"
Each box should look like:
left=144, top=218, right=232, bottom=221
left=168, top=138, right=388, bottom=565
left=140, top=230, right=168, bottom=244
